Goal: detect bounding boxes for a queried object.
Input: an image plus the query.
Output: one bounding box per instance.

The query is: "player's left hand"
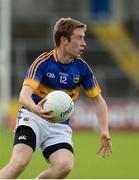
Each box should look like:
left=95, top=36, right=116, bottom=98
left=97, top=135, right=112, bottom=157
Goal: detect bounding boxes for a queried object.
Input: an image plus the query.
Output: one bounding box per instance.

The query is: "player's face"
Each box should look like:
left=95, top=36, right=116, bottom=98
left=65, top=28, right=86, bottom=58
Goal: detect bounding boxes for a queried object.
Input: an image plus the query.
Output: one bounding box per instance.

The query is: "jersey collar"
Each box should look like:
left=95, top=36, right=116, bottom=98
left=53, top=48, right=58, bottom=62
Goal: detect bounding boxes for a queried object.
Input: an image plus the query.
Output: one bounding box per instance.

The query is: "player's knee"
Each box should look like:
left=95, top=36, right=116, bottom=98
left=61, top=162, right=73, bottom=176
left=55, top=161, right=73, bottom=178
left=11, top=157, right=29, bottom=172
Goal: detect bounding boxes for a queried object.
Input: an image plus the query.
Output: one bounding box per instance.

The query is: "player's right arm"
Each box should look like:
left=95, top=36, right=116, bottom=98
left=19, top=85, right=53, bottom=120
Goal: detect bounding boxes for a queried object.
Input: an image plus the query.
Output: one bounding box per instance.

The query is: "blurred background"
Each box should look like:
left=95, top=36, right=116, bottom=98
left=0, top=0, right=139, bottom=179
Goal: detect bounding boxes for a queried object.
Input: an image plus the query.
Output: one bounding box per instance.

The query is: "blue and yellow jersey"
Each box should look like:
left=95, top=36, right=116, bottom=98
left=23, top=49, right=101, bottom=104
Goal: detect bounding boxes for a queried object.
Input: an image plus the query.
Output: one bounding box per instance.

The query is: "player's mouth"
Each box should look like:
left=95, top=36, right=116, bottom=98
left=76, top=50, right=84, bottom=58
left=79, top=49, right=84, bottom=54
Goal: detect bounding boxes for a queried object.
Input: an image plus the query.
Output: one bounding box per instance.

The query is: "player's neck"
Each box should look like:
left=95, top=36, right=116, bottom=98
left=56, top=48, right=73, bottom=64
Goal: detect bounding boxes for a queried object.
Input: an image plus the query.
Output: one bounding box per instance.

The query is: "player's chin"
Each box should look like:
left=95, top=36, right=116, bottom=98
left=75, top=53, right=81, bottom=58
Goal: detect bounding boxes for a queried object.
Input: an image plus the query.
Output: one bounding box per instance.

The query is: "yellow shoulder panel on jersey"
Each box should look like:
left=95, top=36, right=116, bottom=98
left=85, top=86, right=101, bottom=97
left=23, top=79, right=40, bottom=90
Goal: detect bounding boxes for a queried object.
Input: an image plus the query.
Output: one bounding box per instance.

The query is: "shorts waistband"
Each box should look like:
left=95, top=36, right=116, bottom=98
left=21, top=107, right=69, bottom=124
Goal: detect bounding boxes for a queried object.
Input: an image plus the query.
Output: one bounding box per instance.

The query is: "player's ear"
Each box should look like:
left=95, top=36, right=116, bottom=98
left=60, top=36, right=68, bottom=44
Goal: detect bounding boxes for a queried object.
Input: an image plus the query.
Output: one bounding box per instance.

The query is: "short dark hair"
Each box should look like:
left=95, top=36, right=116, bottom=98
left=53, top=17, right=87, bottom=47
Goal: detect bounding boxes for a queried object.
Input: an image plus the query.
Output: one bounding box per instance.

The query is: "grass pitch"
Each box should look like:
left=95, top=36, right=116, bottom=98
left=0, top=128, right=139, bottom=179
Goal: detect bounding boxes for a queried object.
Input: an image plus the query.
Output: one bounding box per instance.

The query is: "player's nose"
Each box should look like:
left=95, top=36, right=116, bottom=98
left=82, top=39, right=86, bottom=47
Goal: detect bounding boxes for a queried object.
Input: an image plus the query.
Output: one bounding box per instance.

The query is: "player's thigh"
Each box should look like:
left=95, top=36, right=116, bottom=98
left=14, top=125, right=37, bottom=151
left=12, top=125, right=36, bottom=165
left=49, top=148, right=74, bottom=168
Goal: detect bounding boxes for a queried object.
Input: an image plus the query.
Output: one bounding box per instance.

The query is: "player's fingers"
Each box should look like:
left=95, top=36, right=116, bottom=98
left=106, top=142, right=112, bottom=153
left=44, top=109, right=53, bottom=114
left=38, top=109, right=53, bottom=115
left=96, top=146, right=103, bottom=154
left=108, top=147, right=112, bottom=154
left=41, top=114, right=54, bottom=120
left=102, top=147, right=108, bottom=157
left=105, top=149, right=110, bottom=157
left=39, top=98, right=47, bottom=106
left=37, top=98, right=47, bottom=109
left=104, top=146, right=112, bottom=157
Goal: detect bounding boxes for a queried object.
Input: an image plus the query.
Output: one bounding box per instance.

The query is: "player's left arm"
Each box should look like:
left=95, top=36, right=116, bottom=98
left=91, top=94, right=112, bottom=157
left=81, top=61, right=112, bottom=156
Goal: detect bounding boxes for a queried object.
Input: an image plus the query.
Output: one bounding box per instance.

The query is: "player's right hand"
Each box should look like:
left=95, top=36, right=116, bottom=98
left=32, top=98, right=55, bottom=121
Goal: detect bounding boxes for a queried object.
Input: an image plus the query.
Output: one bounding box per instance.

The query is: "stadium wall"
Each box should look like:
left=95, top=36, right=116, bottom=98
left=3, top=98, right=139, bottom=130
left=71, top=99, right=139, bottom=130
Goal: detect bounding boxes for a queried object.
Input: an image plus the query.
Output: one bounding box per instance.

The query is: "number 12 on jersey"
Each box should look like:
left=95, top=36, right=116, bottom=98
left=59, top=75, right=67, bottom=84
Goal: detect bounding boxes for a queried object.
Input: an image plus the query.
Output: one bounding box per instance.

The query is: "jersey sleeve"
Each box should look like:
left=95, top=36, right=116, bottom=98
left=81, top=63, right=101, bottom=97
left=23, top=56, right=45, bottom=89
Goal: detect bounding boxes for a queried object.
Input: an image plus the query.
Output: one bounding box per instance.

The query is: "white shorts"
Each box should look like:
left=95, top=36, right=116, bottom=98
left=15, top=108, right=73, bottom=152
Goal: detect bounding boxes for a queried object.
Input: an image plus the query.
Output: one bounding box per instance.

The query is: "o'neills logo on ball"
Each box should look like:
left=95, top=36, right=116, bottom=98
left=60, top=102, right=73, bottom=117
